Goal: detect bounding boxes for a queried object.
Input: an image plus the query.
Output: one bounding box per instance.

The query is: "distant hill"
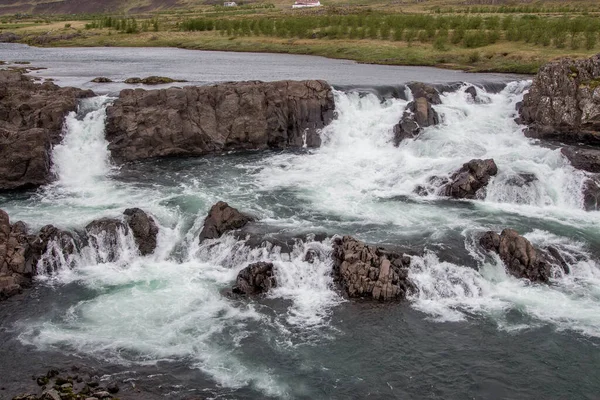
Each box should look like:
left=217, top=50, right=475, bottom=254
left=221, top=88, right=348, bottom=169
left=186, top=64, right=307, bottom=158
left=0, top=0, right=197, bottom=15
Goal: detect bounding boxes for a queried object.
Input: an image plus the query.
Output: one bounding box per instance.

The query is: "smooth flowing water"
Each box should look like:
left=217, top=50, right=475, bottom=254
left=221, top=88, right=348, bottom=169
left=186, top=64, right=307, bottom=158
left=0, top=48, right=599, bottom=399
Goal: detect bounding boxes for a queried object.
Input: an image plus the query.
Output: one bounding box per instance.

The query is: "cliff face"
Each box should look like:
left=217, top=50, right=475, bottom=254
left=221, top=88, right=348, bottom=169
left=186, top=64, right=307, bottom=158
left=105, top=80, right=335, bottom=163
left=520, top=54, right=600, bottom=144
left=0, top=70, right=94, bottom=190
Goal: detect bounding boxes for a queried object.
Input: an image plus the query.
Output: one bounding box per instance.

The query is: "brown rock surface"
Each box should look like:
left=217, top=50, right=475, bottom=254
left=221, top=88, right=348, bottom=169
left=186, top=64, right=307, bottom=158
left=441, top=158, right=498, bottom=199
left=393, top=82, right=441, bottom=146
left=332, top=236, right=415, bottom=301
left=0, top=209, right=32, bottom=299
left=480, top=229, right=557, bottom=283
left=232, top=261, right=276, bottom=295
left=199, top=201, right=254, bottom=242
left=520, top=54, right=600, bottom=145
left=105, top=80, right=335, bottom=163
left=123, top=208, right=159, bottom=256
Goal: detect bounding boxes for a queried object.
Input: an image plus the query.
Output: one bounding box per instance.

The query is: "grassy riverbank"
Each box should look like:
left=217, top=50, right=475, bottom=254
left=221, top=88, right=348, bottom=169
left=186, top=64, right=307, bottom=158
left=2, top=0, right=600, bottom=74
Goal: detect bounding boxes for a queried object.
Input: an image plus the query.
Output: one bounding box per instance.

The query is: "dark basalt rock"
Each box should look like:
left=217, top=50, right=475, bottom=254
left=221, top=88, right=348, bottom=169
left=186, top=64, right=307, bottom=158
left=465, top=85, right=478, bottom=102
left=123, top=208, right=159, bottom=256
left=0, top=209, right=32, bottom=299
left=479, top=229, right=569, bottom=282
left=441, top=158, right=498, bottom=199
left=232, top=261, right=276, bottom=295
left=85, top=218, right=129, bottom=262
left=124, top=76, right=187, bottom=85
left=393, top=83, right=441, bottom=146
left=520, top=53, right=600, bottom=145
left=106, top=80, right=335, bottom=163
left=199, top=201, right=254, bottom=242
left=29, top=224, right=82, bottom=274
left=91, top=77, right=113, bottom=83
left=331, top=236, right=415, bottom=301
left=85, top=208, right=160, bottom=258
left=582, top=179, right=600, bottom=211
left=0, top=70, right=94, bottom=190
left=561, top=146, right=600, bottom=173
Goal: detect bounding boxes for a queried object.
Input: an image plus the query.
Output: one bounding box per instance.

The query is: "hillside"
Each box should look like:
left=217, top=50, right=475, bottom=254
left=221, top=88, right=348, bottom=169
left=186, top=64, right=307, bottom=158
left=4, top=0, right=599, bottom=16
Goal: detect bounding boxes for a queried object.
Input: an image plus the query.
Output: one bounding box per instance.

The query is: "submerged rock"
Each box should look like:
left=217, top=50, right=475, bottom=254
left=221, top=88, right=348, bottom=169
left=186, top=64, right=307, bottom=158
left=199, top=201, right=254, bottom=242
left=0, top=70, right=94, bottom=190
left=441, top=158, right=498, bottom=199
left=332, top=236, right=415, bottom=301
left=106, top=80, right=335, bottom=163
left=123, top=208, right=158, bottom=256
left=124, top=76, right=187, bottom=85
left=393, top=82, right=441, bottom=146
left=91, top=77, right=113, bottom=83
left=232, top=261, right=276, bottom=295
left=479, top=229, right=569, bottom=282
left=520, top=53, right=600, bottom=145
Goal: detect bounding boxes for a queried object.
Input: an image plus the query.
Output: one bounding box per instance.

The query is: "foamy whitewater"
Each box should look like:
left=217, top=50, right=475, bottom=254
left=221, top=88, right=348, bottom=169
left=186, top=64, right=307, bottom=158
left=3, top=83, right=600, bottom=399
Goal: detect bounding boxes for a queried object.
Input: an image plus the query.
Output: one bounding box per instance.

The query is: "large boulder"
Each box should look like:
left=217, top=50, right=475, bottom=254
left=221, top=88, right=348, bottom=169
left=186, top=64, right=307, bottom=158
left=561, top=146, right=600, bottom=173
left=479, top=229, right=566, bottom=283
left=105, top=80, right=335, bottom=163
left=123, top=208, right=158, bottom=256
left=199, top=201, right=254, bottom=242
left=520, top=54, right=600, bottom=145
left=441, top=159, right=498, bottom=199
left=393, top=83, right=441, bottom=146
left=331, top=236, right=415, bottom=301
left=232, top=261, right=276, bottom=295
left=0, top=70, right=94, bottom=190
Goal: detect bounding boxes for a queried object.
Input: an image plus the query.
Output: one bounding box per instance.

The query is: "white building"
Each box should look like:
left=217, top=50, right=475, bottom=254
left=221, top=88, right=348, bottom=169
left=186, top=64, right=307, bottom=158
left=292, top=0, right=321, bottom=8
left=223, top=1, right=237, bottom=6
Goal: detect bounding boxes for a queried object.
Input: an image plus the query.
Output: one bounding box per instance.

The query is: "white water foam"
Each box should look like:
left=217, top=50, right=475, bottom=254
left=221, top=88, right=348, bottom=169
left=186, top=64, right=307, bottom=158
left=10, top=82, right=600, bottom=400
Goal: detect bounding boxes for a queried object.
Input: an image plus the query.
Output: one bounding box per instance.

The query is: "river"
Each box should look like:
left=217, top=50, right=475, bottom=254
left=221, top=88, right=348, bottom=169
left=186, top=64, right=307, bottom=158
left=0, top=45, right=598, bottom=400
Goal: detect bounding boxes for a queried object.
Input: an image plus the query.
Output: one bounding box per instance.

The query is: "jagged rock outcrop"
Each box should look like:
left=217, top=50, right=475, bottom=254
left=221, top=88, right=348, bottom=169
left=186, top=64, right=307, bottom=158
left=393, top=82, right=441, bottom=146
left=123, top=208, right=158, bottom=256
left=0, top=70, right=94, bottom=190
left=479, top=229, right=569, bottom=283
left=331, top=236, right=415, bottom=301
left=441, top=158, right=498, bottom=199
left=232, top=261, right=276, bottom=295
left=561, top=146, right=600, bottom=173
left=0, top=210, right=32, bottom=299
left=105, top=80, right=335, bottom=163
left=199, top=201, right=254, bottom=242
left=520, top=54, right=600, bottom=145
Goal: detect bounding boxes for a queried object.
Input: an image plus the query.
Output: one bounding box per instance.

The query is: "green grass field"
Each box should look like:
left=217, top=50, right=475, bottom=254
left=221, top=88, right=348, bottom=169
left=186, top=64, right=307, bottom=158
left=2, top=0, right=600, bottom=74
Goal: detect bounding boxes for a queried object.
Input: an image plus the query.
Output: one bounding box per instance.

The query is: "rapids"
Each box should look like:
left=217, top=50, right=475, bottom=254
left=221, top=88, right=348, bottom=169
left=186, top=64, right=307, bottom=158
left=1, top=80, right=600, bottom=399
